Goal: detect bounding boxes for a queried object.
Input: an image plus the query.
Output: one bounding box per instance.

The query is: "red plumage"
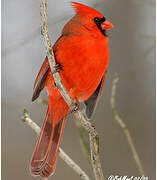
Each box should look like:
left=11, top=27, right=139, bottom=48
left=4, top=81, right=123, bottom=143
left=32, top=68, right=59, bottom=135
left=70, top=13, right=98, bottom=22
left=31, top=2, right=113, bottom=178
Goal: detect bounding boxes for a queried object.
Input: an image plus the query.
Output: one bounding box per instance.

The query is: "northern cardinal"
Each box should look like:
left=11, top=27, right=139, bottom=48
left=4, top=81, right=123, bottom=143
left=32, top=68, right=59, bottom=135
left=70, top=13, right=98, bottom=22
left=31, top=1, right=113, bottom=178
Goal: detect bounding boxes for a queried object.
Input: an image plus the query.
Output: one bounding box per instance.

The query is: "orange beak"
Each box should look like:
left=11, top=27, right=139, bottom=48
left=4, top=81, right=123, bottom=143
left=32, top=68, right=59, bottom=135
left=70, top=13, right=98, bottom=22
left=101, top=20, right=114, bottom=30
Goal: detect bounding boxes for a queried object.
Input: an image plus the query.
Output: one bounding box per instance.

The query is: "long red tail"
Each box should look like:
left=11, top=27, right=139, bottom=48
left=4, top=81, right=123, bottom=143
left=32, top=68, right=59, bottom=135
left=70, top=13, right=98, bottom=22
left=30, top=93, right=69, bottom=178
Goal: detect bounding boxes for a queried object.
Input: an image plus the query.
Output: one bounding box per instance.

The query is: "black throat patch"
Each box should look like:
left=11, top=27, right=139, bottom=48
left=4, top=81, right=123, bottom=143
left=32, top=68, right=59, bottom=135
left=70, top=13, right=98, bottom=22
left=94, top=17, right=107, bottom=36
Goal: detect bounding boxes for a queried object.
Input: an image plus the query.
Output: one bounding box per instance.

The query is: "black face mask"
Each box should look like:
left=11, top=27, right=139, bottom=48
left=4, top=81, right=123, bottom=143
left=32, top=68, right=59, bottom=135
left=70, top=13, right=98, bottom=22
left=94, top=17, right=107, bottom=36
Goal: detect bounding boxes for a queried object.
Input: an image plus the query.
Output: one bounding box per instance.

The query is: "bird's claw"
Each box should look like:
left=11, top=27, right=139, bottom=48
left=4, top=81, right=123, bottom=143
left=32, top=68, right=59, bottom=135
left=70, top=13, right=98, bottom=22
left=70, top=101, right=80, bottom=113
left=51, top=63, right=62, bottom=75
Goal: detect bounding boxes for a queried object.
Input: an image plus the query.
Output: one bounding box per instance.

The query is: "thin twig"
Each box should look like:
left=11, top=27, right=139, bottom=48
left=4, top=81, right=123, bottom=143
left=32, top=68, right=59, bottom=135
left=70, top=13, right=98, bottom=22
left=21, top=110, right=90, bottom=180
left=40, top=0, right=104, bottom=180
left=110, top=73, right=145, bottom=176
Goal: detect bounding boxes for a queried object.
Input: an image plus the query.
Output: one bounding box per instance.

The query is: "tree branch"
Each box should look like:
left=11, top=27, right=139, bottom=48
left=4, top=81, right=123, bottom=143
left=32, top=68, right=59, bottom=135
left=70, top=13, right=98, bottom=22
left=110, top=74, right=145, bottom=176
left=40, top=0, right=104, bottom=179
left=21, top=109, right=90, bottom=180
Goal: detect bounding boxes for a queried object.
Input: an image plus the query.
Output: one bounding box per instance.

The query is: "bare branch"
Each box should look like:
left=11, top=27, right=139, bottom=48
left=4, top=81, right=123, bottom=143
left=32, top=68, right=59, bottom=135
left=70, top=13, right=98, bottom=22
left=40, top=0, right=104, bottom=179
left=110, top=73, right=145, bottom=176
left=21, top=110, right=90, bottom=180
left=21, top=109, right=41, bottom=135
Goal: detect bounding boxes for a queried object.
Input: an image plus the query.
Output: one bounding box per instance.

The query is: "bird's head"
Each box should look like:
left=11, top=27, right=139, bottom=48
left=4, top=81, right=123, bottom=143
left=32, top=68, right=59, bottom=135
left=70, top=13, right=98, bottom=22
left=71, top=1, right=114, bottom=36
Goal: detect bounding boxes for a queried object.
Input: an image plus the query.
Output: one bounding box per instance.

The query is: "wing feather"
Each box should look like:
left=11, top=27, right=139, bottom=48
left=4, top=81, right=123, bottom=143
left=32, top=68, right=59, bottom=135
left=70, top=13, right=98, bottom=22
left=32, top=57, right=49, bottom=101
left=84, top=75, right=105, bottom=119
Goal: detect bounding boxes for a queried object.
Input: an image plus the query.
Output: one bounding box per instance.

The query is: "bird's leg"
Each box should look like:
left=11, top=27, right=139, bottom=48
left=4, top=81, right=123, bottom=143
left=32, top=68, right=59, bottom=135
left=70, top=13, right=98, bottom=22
left=51, top=63, right=62, bottom=75
left=70, top=99, right=80, bottom=113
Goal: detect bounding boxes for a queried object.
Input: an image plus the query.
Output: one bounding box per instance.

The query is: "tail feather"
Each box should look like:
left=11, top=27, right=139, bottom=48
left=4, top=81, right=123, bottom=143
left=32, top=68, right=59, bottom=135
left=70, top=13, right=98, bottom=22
left=40, top=117, right=67, bottom=178
left=30, top=95, right=69, bottom=178
left=30, top=108, right=53, bottom=174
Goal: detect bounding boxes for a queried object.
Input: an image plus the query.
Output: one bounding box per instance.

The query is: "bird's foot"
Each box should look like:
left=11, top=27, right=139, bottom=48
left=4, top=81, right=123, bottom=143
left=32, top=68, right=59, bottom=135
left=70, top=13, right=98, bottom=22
left=51, top=63, right=62, bottom=75
left=70, top=100, right=80, bottom=113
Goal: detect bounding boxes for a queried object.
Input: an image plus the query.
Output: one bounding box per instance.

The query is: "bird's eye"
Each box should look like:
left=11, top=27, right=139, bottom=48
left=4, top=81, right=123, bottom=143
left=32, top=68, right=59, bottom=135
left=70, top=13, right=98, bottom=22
left=94, top=17, right=100, bottom=23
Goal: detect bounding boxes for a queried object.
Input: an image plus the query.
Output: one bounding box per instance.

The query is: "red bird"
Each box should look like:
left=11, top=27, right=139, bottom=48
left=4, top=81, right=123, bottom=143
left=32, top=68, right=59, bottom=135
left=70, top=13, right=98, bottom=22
left=31, top=2, right=114, bottom=178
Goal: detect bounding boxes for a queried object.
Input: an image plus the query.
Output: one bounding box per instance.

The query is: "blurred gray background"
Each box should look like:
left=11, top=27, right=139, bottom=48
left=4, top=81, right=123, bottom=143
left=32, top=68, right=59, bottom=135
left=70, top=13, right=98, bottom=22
left=2, top=0, right=155, bottom=179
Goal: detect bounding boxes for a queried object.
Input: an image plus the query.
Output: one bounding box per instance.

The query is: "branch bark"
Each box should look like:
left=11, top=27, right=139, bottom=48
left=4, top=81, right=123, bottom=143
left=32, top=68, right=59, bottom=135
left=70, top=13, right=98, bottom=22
left=40, top=0, right=104, bottom=179
left=110, top=74, right=145, bottom=176
left=21, top=110, right=90, bottom=180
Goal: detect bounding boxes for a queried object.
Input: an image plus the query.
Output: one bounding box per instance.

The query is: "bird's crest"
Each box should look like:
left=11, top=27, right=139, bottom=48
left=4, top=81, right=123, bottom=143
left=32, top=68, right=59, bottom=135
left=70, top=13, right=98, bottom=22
left=71, top=1, right=103, bottom=17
